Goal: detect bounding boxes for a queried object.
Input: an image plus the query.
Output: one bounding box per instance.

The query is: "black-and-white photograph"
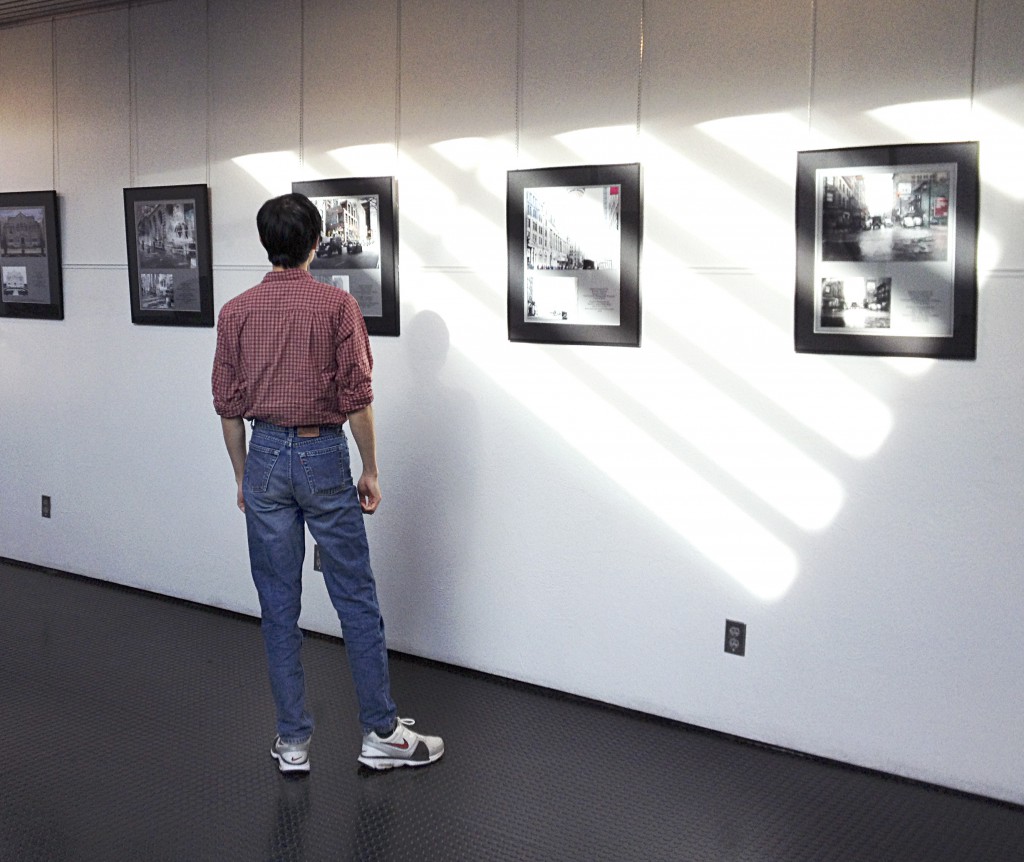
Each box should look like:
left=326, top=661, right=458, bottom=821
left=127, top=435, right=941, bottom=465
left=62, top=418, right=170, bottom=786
left=138, top=271, right=202, bottom=312
left=134, top=200, right=198, bottom=270
left=524, top=184, right=621, bottom=326
left=0, top=192, right=64, bottom=319
left=818, top=277, right=892, bottom=330
left=795, top=142, right=978, bottom=359
left=308, top=194, right=384, bottom=318
left=293, top=177, right=400, bottom=336
left=1, top=207, right=49, bottom=304
left=821, top=169, right=951, bottom=263
left=124, top=184, right=213, bottom=327
left=1, top=206, right=46, bottom=257
left=507, top=164, right=641, bottom=348
left=2, top=265, right=29, bottom=298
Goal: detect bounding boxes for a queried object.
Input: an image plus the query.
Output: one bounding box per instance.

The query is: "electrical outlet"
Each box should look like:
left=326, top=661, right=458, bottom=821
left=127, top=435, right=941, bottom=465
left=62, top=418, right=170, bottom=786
left=313, top=544, right=321, bottom=571
left=41, top=495, right=51, bottom=518
left=725, top=620, right=746, bottom=656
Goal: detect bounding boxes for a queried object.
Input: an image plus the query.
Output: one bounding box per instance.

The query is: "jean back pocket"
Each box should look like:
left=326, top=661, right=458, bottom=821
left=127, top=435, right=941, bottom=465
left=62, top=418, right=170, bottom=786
left=298, top=444, right=350, bottom=495
left=244, top=443, right=281, bottom=493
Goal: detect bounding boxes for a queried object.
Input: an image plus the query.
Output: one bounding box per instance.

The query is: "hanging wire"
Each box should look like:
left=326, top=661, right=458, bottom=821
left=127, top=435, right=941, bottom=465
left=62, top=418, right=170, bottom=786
left=515, top=0, right=523, bottom=163
left=806, top=0, right=818, bottom=137
left=395, top=0, right=402, bottom=164
left=204, top=0, right=211, bottom=186
left=636, top=0, right=644, bottom=137
left=51, top=18, right=59, bottom=188
left=298, top=0, right=305, bottom=169
left=968, top=0, right=981, bottom=108
left=127, top=0, right=136, bottom=186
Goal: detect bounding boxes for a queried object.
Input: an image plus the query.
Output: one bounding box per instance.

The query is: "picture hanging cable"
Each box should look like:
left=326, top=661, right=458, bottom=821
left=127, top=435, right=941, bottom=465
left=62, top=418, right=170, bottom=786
left=298, top=0, right=306, bottom=168
left=51, top=19, right=59, bottom=188
left=636, top=0, right=644, bottom=136
left=395, top=0, right=402, bottom=164
left=515, top=0, right=524, bottom=161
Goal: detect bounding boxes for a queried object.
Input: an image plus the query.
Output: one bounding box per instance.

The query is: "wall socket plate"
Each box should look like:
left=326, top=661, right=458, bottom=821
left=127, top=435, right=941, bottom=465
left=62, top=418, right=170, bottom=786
left=41, top=495, right=51, bottom=518
left=725, top=620, right=746, bottom=656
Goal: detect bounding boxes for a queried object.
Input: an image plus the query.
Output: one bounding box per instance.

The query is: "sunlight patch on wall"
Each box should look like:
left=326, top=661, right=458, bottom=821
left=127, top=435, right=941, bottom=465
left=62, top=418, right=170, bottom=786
left=867, top=98, right=972, bottom=143
left=430, top=136, right=516, bottom=201
left=879, top=356, right=936, bottom=377
left=695, top=112, right=809, bottom=184
left=977, top=229, right=1002, bottom=278
left=553, top=124, right=641, bottom=166
left=586, top=338, right=845, bottom=531
left=638, top=133, right=792, bottom=277
left=231, top=150, right=303, bottom=194
left=400, top=152, right=505, bottom=273
left=327, top=143, right=399, bottom=177
left=407, top=284, right=799, bottom=601
left=644, top=243, right=894, bottom=459
left=967, top=104, right=1024, bottom=200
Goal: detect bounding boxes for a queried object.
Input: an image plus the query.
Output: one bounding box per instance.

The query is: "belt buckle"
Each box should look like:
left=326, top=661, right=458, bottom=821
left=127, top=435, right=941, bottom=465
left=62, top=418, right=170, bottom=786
left=297, top=425, right=320, bottom=438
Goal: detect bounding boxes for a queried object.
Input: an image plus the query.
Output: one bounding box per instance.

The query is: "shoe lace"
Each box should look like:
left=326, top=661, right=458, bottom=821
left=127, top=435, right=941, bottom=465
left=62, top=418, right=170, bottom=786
left=376, top=717, right=416, bottom=741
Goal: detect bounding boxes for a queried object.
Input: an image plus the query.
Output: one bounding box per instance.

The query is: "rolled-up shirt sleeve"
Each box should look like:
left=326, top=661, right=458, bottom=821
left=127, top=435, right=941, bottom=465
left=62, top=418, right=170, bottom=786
left=212, top=304, right=248, bottom=417
left=335, top=297, right=374, bottom=415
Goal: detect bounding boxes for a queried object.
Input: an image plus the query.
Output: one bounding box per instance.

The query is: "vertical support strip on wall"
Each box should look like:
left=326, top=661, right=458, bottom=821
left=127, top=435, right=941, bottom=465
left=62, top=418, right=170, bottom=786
left=969, top=0, right=981, bottom=107
left=395, top=0, right=402, bottom=165
left=806, top=0, right=818, bottom=137
left=636, top=0, right=645, bottom=137
left=515, top=0, right=523, bottom=162
left=51, top=18, right=59, bottom=188
left=298, top=0, right=305, bottom=169
left=205, top=0, right=211, bottom=187
left=127, top=1, right=136, bottom=187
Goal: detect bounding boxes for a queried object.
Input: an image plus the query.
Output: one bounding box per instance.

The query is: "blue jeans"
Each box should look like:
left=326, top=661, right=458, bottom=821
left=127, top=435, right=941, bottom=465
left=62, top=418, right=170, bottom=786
left=243, top=420, right=397, bottom=742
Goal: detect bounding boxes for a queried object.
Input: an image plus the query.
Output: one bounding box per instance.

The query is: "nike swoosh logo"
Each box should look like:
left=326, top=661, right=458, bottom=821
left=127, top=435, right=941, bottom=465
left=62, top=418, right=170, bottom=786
left=384, top=739, right=410, bottom=750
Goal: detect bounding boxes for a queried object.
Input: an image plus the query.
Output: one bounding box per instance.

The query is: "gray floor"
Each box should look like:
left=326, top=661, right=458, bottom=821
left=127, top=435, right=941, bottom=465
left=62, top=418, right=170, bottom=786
left=2, top=558, right=1022, bottom=862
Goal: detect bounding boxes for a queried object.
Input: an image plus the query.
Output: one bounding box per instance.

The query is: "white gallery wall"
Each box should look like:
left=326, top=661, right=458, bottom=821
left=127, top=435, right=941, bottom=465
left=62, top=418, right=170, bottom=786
left=1, top=0, right=1022, bottom=805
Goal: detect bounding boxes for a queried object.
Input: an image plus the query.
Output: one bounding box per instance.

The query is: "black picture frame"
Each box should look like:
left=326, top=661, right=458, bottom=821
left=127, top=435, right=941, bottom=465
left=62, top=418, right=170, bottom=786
left=0, top=190, right=64, bottom=320
left=292, top=176, right=400, bottom=337
left=507, top=163, right=642, bottom=347
left=795, top=142, right=979, bottom=359
left=124, top=184, right=214, bottom=327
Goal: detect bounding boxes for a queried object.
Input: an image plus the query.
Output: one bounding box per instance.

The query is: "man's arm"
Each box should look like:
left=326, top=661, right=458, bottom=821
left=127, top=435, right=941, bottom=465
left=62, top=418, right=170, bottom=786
left=220, top=416, right=247, bottom=512
left=347, top=405, right=381, bottom=514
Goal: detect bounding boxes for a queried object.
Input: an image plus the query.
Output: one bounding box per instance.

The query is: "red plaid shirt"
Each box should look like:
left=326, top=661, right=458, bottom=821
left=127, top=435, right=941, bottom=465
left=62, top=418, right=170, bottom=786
left=212, top=268, right=373, bottom=425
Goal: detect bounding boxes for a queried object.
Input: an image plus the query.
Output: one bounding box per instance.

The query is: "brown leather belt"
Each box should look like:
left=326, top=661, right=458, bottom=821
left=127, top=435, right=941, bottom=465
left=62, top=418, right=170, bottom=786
left=296, top=426, right=321, bottom=438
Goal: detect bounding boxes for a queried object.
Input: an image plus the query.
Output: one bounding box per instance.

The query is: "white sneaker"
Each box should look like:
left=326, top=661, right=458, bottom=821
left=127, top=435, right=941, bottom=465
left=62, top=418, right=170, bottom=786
left=358, top=717, right=444, bottom=770
left=271, top=735, right=311, bottom=773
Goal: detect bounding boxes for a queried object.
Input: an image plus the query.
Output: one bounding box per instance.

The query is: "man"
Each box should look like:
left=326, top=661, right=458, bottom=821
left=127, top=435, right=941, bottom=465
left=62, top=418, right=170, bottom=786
left=212, top=192, right=443, bottom=774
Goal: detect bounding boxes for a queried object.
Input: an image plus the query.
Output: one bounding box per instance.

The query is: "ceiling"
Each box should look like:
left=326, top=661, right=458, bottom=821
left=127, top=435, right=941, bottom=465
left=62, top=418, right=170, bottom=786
left=0, top=0, right=130, bottom=29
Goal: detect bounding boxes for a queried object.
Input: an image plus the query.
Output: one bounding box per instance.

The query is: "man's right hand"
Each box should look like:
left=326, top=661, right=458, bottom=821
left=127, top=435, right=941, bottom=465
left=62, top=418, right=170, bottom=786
left=357, top=473, right=381, bottom=514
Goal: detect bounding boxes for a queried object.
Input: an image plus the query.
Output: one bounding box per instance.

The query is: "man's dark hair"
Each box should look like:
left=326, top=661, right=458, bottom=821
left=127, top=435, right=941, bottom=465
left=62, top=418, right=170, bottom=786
left=256, top=193, right=323, bottom=268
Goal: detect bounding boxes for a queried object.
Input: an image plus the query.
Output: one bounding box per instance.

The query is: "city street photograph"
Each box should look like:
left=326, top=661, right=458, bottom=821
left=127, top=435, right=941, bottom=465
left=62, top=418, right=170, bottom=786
left=818, top=276, right=892, bottom=330
left=821, top=168, right=952, bottom=263
left=523, top=184, right=621, bottom=326
left=134, top=200, right=198, bottom=269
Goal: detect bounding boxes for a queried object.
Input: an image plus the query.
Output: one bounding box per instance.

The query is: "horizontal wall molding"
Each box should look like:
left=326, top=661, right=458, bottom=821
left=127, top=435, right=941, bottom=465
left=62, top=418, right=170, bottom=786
left=59, top=263, right=1024, bottom=280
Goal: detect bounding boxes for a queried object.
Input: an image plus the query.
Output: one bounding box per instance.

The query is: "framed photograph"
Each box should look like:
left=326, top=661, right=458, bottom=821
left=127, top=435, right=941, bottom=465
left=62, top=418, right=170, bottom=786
left=292, top=176, right=399, bottom=337
left=507, top=163, right=642, bottom=347
left=0, top=190, right=63, bottom=320
left=795, top=142, right=979, bottom=359
left=124, top=184, right=213, bottom=327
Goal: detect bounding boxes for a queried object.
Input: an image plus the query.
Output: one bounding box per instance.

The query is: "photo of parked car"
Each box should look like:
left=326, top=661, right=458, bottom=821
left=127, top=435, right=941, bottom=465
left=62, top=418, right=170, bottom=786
left=317, top=235, right=345, bottom=257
